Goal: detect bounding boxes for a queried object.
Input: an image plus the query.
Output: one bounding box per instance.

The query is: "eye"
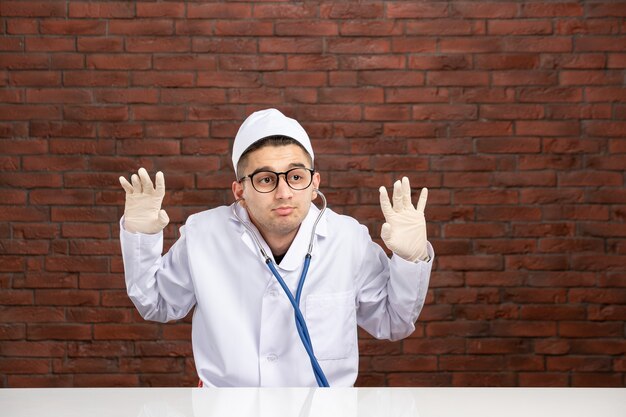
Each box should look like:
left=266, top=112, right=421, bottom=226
left=254, top=173, right=276, bottom=185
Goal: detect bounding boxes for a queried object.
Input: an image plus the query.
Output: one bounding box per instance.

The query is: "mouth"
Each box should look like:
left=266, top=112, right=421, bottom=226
left=273, top=206, right=294, bottom=216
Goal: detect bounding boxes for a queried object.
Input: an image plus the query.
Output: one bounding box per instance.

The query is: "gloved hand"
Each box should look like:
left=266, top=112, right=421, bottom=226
left=379, top=177, right=429, bottom=262
left=119, top=167, right=169, bottom=234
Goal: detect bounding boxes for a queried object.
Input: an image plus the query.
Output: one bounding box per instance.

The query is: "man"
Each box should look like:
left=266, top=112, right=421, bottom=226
left=119, top=108, right=434, bottom=387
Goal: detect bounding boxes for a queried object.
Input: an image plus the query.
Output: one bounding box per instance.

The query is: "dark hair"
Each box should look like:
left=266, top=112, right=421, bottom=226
left=236, top=135, right=312, bottom=179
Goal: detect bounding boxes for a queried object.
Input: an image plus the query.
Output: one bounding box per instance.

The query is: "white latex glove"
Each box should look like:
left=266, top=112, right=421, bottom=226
left=119, top=167, right=169, bottom=234
left=379, top=177, right=429, bottom=262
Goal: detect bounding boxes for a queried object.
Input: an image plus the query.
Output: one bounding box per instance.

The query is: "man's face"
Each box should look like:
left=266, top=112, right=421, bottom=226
left=232, top=144, right=320, bottom=241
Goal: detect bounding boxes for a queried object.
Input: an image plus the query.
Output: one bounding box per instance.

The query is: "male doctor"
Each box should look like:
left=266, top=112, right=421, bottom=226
left=119, top=108, right=434, bottom=387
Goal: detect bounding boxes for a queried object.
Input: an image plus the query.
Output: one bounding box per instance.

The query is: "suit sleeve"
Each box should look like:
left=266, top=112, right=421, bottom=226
left=354, top=225, right=434, bottom=341
left=119, top=216, right=196, bottom=323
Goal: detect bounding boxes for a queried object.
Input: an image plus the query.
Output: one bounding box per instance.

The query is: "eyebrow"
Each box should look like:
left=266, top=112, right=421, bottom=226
left=249, top=162, right=307, bottom=175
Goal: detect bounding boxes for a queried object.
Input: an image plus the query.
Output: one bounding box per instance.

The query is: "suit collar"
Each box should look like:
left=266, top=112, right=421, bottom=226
left=229, top=202, right=327, bottom=271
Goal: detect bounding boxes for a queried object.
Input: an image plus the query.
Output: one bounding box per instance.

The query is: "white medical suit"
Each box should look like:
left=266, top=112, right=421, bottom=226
left=120, top=203, right=434, bottom=387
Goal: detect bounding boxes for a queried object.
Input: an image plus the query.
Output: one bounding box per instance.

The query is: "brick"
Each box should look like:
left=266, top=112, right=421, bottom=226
left=174, top=20, right=213, bottom=36
left=488, top=19, right=553, bottom=35
left=0, top=358, right=50, bottom=374
left=407, top=19, right=474, bottom=35
left=158, top=55, right=219, bottom=71
left=27, top=324, right=92, bottom=340
left=73, top=374, right=139, bottom=387
left=528, top=272, right=596, bottom=288
left=40, top=19, right=106, bottom=35
left=229, top=88, right=282, bottom=105
left=275, top=21, right=338, bottom=36
left=130, top=72, right=194, bottom=87
left=409, top=55, right=471, bottom=71
left=359, top=71, right=424, bottom=86
left=0, top=37, right=25, bottom=51
left=560, top=322, right=623, bottom=338
left=0, top=53, right=48, bottom=70
left=559, top=171, right=622, bottom=187
left=87, top=54, right=151, bottom=70
left=188, top=3, right=251, bottom=19
left=327, top=38, right=390, bottom=54
left=340, top=55, right=405, bottom=70
left=585, top=121, right=626, bottom=137
left=517, top=121, right=580, bottom=136
left=571, top=373, right=623, bottom=387
left=543, top=53, right=607, bottom=70
left=136, top=2, right=184, bottom=18
left=493, top=70, right=557, bottom=86
left=440, top=37, right=503, bottom=53
left=263, top=72, right=326, bottom=87
left=0, top=174, right=61, bottom=189
left=45, top=256, right=108, bottom=273
left=413, top=104, right=477, bottom=120
left=492, top=321, right=557, bottom=337
left=1, top=1, right=65, bottom=17
left=576, top=36, right=626, bottom=52
left=391, top=37, right=438, bottom=53
left=0, top=105, right=61, bottom=121
left=26, top=37, right=76, bottom=52
left=109, top=20, right=174, bottom=36
left=259, top=38, right=322, bottom=54
left=521, top=3, right=583, bottom=17
left=340, top=21, right=402, bottom=36
left=64, top=71, right=129, bottom=87
left=120, top=357, right=184, bottom=373
left=428, top=71, right=489, bottom=86
left=10, top=71, right=62, bottom=86
left=386, top=2, right=448, bottom=18
left=219, top=55, right=284, bottom=71
left=322, top=3, right=382, bottom=19
left=215, top=21, right=273, bottom=36
left=363, top=105, right=410, bottom=121
left=587, top=3, right=626, bottom=17
left=6, top=18, right=39, bottom=35
left=69, top=2, right=134, bottom=18
left=50, top=53, right=84, bottom=69
left=504, top=37, right=572, bottom=52
left=371, top=356, right=437, bottom=372
left=560, top=70, right=623, bottom=85
left=254, top=3, right=317, bottom=19
left=0, top=189, right=26, bottom=204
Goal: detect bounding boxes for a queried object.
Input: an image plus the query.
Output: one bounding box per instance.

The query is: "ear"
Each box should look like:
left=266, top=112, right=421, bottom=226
left=232, top=180, right=244, bottom=202
left=311, top=171, right=321, bottom=200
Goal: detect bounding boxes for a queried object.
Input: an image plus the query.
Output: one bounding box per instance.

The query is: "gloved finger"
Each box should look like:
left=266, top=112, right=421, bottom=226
left=157, top=209, right=169, bottom=228
left=131, top=174, right=142, bottom=193
left=380, top=222, right=392, bottom=243
left=401, top=177, right=412, bottom=210
left=392, top=180, right=403, bottom=212
left=138, top=167, right=155, bottom=195
left=155, top=171, right=165, bottom=195
left=119, top=176, right=134, bottom=194
left=378, top=186, right=394, bottom=220
left=416, top=187, right=428, bottom=214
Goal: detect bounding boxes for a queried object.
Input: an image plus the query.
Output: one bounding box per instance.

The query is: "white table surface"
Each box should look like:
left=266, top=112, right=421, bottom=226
left=2, top=387, right=625, bottom=417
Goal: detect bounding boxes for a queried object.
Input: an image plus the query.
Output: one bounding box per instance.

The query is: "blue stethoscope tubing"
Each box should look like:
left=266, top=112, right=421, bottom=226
left=231, top=190, right=330, bottom=387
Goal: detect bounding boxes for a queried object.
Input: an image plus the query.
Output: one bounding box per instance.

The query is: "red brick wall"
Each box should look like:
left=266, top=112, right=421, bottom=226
left=1, top=1, right=625, bottom=387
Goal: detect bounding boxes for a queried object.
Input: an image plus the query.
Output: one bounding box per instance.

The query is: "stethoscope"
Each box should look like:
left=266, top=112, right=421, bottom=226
left=231, top=190, right=330, bottom=387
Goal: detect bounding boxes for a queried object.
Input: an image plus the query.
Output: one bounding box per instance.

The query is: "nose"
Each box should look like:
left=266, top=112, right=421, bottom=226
left=274, top=174, right=293, bottom=199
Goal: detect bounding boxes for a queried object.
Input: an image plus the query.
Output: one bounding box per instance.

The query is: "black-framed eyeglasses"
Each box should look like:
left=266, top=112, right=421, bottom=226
left=239, top=167, right=315, bottom=193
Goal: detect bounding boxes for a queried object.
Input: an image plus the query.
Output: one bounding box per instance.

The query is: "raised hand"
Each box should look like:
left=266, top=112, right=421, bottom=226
left=119, top=167, right=169, bottom=234
left=379, top=177, right=429, bottom=262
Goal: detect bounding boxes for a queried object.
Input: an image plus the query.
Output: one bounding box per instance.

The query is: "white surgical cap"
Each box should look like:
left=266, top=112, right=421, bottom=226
left=231, top=108, right=314, bottom=176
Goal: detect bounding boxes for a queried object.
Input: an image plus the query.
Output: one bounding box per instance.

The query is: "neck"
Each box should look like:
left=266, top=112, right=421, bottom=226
left=259, top=227, right=299, bottom=257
